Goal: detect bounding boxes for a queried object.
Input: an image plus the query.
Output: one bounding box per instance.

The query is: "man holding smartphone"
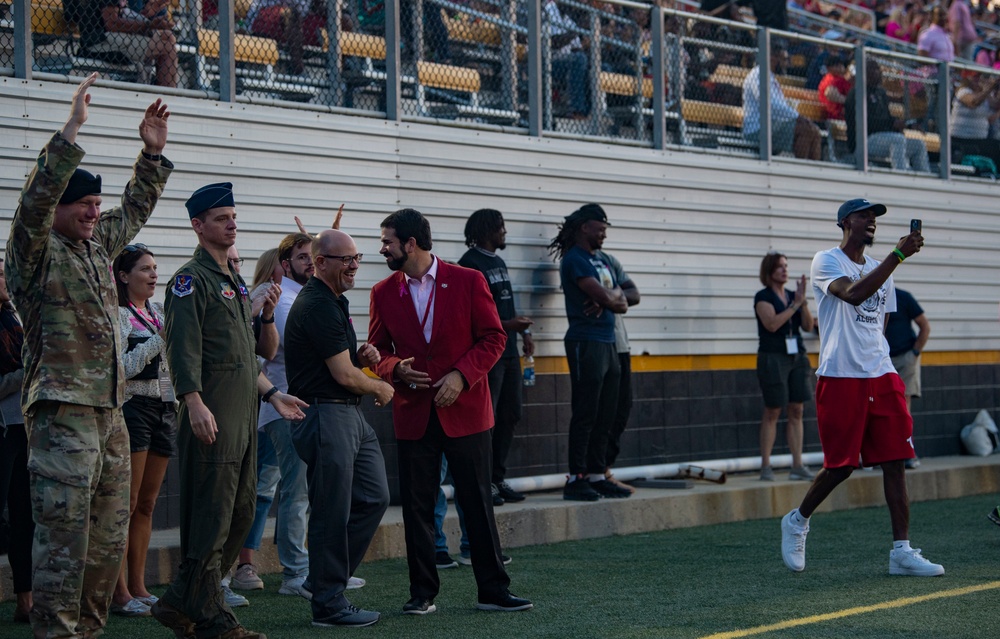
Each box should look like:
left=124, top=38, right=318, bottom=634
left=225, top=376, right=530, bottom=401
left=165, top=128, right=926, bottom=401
left=779, top=199, right=944, bottom=577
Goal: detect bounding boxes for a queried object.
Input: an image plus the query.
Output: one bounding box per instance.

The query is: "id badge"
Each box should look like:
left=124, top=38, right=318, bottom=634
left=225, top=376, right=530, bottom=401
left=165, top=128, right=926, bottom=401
left=786, top=337, right=798, bottom=355
left=158, top=369, right=176, bottom=403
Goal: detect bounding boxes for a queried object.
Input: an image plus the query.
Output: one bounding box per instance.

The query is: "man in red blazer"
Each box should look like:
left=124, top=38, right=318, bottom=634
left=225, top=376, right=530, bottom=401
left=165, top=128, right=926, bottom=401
left=368, top=209, right=533, bottom=615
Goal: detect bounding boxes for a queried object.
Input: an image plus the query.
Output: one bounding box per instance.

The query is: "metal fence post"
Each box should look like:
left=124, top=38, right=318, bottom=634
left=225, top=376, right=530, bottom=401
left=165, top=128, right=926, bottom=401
left=527, top=0, right=543, bottom=136
left=325, top=0, right=344, bottom=107
left=854, top=46, right=867, bottom=172
left=13, top=0, right=32, bottom=79
left=218, top=0, right=236, bottom=102
left=937, top=60, right=951, bottom=180
left=651, top=5, right=665, bottom=150
left=757, top=27, right=771, bottom=162
left=385, top=0, right=401, bottom=121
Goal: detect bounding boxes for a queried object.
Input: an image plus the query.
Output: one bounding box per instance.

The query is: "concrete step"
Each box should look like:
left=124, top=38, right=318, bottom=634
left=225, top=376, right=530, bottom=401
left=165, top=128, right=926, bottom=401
left=2, top=455, right=998, bottom=598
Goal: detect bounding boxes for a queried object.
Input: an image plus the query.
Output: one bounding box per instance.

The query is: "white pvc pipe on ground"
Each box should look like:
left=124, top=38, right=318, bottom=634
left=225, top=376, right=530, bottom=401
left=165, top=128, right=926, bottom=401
left=441, top=452, right=826, bottom=499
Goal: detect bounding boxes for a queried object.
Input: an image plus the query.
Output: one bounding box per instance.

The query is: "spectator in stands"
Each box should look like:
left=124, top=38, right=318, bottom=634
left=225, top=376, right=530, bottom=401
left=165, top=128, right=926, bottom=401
left=246, top=0, right=325, bottom=75
left=743, top=0, right=788, bottom=31
left=545, top=0, right=591, bottom=118
left=754, top=252, right=815, bottom=482
left=917, top=6, right=955, bottom=62
left=949, top=0, right=979, bottom=60
left=886, top=6, right=916, bottom=43
left=70, top=0, right=179, bottom=87
left=845, top=59, right=931, bottom=172
left=742, top=44, right=823, bottom=160
left=818, top=54, right=851, bottom=120
left=973, top=38, right=1000, bottom=70
left=950, top=70, right=1000, bottom=170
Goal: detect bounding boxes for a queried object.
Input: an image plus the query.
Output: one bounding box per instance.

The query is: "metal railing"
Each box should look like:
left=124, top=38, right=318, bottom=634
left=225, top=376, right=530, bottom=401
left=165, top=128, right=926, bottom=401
left=6, top=0, right=1000, bottom=181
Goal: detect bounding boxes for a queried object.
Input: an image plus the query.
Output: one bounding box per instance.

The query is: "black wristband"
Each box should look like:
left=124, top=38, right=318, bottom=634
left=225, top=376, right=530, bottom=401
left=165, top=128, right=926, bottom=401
left=260, top=315, right=275, bottom=324
left=261, top=386, right=279, bottom=403
left=141, top=151, right=161, bottom=162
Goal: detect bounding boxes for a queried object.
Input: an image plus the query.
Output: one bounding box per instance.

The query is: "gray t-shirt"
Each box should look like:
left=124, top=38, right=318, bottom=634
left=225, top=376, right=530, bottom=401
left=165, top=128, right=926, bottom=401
left=597, top=250, right=631, bottom=354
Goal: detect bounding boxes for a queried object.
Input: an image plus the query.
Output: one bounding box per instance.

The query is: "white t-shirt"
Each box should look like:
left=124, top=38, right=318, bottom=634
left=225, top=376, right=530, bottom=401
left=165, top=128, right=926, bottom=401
left=811, top=247, right=897, bottom=378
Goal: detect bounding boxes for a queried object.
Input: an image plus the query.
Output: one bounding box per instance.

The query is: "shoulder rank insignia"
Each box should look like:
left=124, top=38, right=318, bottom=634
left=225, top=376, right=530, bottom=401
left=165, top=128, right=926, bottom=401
left=220, top=282, right=236, bottom=300
left=172, top=274, right=194, bottom=298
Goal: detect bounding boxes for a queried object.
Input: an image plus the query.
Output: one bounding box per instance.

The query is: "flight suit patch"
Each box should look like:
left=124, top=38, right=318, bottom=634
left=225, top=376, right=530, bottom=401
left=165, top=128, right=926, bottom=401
left=172, top=274, right=194, bottom=297
left=220, top=282, right=236, bottom=300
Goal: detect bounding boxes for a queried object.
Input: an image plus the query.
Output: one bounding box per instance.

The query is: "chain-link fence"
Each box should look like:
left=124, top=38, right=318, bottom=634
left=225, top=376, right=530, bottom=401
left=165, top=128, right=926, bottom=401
left=662, top=10, right=757, bottom=156
left=5, top=0, right=1000, bottom=180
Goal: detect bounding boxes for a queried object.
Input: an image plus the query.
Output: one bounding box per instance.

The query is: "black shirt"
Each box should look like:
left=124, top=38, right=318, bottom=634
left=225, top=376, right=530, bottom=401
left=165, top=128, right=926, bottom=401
left=754, top=287, right=805, bottom=354
left=284, top=276, right=359, bottom=401
left=458, top=247, right=518, bottom=358
left=845, top=85, right=895, bottom=153
left=885, top=288, right=924, bottom=357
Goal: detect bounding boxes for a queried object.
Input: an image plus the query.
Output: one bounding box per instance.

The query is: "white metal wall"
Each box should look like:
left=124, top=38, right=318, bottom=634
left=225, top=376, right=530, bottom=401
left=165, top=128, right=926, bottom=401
left=3, top=77, right=999, bottom=357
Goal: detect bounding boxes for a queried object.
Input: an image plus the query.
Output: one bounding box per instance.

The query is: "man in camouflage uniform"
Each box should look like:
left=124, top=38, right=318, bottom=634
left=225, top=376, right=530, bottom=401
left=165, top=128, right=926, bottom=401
left=152, top=183, right=307, bottom=639
left=4, top=73, right=173, bottom=638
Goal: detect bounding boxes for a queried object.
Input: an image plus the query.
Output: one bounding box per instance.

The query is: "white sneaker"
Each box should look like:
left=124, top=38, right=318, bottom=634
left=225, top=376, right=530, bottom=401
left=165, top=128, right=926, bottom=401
left=222, top=585, right=249, bottom=607
left=347, top=576, right=366, bottom=590
left=781, top=510, right=809, bottom=572
left=231, top=563, right=264, bottom=590
left=889, top=548, right=944, bottom=576
left=278, top=576, right=313, bottom=600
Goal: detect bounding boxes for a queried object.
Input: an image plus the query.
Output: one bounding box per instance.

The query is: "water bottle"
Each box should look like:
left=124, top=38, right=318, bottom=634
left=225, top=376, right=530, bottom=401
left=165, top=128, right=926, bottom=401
left=522, top=355, right=535, bottom=387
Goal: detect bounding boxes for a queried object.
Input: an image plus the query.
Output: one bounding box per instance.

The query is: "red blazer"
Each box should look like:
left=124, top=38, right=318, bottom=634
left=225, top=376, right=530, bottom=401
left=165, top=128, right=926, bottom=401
left=368, top=258, right=507, bottom=440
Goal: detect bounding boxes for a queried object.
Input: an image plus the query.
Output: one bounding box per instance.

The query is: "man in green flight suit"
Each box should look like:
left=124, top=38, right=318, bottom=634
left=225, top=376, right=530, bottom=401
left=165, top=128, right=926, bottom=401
left=153, top=183, right=308, bottom=639
left=5, top=73, right=172, bottom=639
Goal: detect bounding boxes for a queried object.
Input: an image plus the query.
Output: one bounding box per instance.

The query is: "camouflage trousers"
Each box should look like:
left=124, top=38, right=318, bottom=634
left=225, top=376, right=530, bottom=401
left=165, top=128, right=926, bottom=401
left=26, top=402, right=130, bottom=639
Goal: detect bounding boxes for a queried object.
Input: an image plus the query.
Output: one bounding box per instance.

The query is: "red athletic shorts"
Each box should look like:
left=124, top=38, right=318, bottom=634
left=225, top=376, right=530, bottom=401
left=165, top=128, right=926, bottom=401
left=815, top=373, right=915, bottom=468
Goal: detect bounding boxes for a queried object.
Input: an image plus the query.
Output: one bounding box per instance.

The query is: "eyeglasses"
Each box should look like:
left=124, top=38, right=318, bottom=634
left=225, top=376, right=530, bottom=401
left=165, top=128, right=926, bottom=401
left=122, top=243, right=148, bottom=253
left=229, top=258, right=245, bottom=267
left=320, top=254, right=363, bottom=266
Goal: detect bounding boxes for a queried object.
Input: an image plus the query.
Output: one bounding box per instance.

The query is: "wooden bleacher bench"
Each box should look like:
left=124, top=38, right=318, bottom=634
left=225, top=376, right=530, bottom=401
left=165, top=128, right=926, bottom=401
left=440, top=10, right=526, bottom=62
left=599, top=71, right=653, bottom=100
left=711, top=64, right=805, bottom=90
left=681, top=99, right=744, bottom=129
left=197, top=28, right=279, bottom=66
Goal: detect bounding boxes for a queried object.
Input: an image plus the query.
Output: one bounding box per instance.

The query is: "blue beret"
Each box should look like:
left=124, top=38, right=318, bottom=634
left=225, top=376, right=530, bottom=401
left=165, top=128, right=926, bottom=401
left=59, top=168, right=102, bottom=205
left=185, top=182, right=235, bottom=219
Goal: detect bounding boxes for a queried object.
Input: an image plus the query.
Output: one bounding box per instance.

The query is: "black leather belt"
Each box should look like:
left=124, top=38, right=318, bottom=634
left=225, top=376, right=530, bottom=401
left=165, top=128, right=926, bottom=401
left=312, top=397, right=362, bottom=406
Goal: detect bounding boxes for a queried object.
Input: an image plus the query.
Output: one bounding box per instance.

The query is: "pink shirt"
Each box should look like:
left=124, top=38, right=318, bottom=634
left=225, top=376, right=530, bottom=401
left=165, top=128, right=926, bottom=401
left=949, top=1, right=978, bottom=49
left=917, top=24, right=955, bottom=62
left=407, top=255, right=439, bottom=343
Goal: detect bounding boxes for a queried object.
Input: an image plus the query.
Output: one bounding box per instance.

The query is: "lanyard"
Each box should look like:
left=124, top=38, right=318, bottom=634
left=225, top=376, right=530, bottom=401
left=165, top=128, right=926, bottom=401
left=127, top=302, right=161, bottom=333
left=419, top=284, right=436, bottom=334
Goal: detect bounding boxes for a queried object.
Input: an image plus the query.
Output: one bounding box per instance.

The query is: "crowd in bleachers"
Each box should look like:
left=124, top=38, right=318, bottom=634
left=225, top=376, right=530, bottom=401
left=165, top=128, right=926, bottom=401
left=7, top=0, right=1000, bottom=174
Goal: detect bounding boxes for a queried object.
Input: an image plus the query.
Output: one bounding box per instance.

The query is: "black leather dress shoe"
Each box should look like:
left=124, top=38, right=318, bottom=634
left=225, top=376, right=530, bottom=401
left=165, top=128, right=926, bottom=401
left=475, top=590, right=533, bottom=612
left=402, top=597, right=437, bottom=615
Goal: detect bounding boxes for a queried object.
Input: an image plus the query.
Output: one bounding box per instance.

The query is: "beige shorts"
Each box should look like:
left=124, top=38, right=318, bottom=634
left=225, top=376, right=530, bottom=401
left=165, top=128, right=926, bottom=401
left=890, top=350, right=922, bottom=398
left=87, top=32, right=153, bottom=66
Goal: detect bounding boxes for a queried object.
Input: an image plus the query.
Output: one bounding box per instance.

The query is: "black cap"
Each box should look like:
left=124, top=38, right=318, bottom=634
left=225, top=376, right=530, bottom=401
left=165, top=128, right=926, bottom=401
left=185, top=182, right=235, bottom=219
left=565, top=203, right=610, bottom=225
left=837, top=198, right=887, bottom=223
left=59, top=168, right=102, bottom=205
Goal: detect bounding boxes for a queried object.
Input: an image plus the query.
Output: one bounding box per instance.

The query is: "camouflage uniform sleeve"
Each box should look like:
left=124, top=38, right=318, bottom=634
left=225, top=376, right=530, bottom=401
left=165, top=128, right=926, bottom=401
left=93, top=154, right=174, bottom=257
left=4, top=132, right=84, bottom=296
left=164, top=267, right=206, bottom=397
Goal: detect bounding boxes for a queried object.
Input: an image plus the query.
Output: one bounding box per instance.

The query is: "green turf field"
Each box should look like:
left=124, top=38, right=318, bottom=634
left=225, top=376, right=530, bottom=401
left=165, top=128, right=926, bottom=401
left=1, top=494, right=997, bottom=638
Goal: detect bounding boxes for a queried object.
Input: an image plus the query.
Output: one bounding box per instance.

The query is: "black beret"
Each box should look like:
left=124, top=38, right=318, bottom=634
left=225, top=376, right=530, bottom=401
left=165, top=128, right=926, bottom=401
left=185, top=182, right=235, bottom=219
left=59, top=168, right=102, bottom=205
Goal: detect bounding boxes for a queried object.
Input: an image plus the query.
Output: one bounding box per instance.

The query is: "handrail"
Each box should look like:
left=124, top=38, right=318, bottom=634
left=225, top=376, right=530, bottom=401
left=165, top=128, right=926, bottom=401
left=788, top=6, right=918, bottom=55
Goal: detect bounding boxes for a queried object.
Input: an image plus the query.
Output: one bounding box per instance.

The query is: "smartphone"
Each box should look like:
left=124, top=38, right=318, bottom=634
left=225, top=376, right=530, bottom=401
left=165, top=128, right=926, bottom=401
left=910, top=219, right=922, bottom=234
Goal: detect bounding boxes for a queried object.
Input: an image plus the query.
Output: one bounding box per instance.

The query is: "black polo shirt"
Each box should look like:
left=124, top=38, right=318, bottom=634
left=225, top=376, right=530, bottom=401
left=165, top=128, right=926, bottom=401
left=285, top=276, right=360, bottom=401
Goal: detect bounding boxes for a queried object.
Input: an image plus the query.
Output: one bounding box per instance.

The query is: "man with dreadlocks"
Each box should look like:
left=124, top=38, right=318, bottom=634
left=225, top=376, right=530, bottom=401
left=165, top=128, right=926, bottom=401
left=548, top=204, right=632, bottom=502
left=458, top=209, right=534, bottom=507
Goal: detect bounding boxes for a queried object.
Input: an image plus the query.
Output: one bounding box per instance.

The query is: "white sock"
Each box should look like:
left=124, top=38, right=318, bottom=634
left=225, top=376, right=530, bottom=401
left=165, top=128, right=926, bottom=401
left=791, top=509, right=809, bottom=526
left=893, top=540, right=912, bottom=551
left=588, top=474, right=605, bottom=482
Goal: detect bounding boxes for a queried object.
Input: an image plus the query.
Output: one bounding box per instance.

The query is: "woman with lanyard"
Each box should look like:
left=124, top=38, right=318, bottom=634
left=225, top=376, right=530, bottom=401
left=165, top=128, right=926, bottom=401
left=754, top=252, right=815, bottom=482
left=110, top=244, right=176, bottom=616
left=0, top=257, right=33, bottom=623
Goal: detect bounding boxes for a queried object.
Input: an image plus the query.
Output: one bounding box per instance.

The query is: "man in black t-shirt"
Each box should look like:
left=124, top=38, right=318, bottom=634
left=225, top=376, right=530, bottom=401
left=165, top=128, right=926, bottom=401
left=458, top=209, right=534, bottom=506
left=885, top=287, right=929, bottom=469
left=284, top=229, right=393, bottom=628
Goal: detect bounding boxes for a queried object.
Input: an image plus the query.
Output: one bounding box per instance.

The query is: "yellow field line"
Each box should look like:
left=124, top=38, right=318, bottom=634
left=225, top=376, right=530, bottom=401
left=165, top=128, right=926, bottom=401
left=698, top=581, right=1000, bottom=639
